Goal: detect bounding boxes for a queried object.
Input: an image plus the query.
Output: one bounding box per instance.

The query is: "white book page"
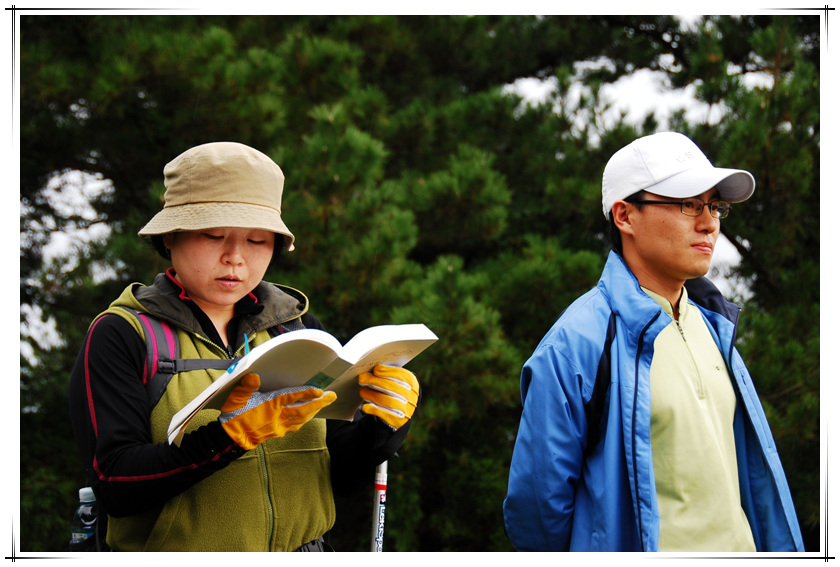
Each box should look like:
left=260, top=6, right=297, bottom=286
left=338, top=324, right=439, bottom=366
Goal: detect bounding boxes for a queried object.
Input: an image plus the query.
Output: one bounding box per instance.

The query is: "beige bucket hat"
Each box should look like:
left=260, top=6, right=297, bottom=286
left=139, top=141, right=295, bottom=251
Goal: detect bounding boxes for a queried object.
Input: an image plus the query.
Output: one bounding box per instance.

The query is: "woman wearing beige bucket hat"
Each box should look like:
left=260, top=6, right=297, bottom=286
left=68, top=142, right=419, bottom=551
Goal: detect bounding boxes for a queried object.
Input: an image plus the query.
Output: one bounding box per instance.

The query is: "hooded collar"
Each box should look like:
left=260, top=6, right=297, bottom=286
left=117, top=271, right=309, bottom=342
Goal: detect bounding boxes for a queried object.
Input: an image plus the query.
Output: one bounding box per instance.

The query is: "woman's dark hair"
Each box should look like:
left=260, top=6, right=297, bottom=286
left=608, top=190, right=647, bottom=256
left=149, top=234, right=171, bottom=260
left=270, top=236, right=288, bottom=268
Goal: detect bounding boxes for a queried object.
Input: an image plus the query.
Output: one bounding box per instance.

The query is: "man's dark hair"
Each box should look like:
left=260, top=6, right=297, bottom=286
left=608, top=212, right=623, bottom=255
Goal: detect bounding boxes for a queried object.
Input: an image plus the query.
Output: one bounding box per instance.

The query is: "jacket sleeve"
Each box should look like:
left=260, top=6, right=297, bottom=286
left=503, top=342, right=590, bottom=551
left=300, top=313, right=412, bottom=497
left=68, top=314, right=245, bottom=517
left=326, top=411, right=410, bottom=496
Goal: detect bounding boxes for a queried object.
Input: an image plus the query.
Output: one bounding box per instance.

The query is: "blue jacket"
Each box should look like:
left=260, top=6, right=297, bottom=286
left=503, top=252, right=804, bottom=552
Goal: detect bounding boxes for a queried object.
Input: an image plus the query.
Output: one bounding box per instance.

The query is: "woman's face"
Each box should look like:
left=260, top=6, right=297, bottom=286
left=163, top=228, right=275, bottom=317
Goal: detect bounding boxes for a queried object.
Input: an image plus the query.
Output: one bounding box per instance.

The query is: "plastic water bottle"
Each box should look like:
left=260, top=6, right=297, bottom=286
left=69, top=487, right=97, bottom=551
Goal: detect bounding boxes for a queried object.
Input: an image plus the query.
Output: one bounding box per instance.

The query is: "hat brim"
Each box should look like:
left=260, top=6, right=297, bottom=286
left=645, top=167, right=755, bottom=203
left=138, top=202, right=296, bottom=251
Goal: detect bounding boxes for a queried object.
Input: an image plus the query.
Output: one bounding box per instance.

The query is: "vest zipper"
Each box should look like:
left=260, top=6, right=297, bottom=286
left=193, top=330, right=274, bottom=549
left=258, top=444, right=274, bottom=550
left=221, top=333, right=275, bottom=550
left=220, top=331, right=273, bottom=549
left=191, top=331, right=234, bottom=360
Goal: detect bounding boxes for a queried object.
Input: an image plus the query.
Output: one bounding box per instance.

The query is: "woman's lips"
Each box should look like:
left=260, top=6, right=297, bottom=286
left=217, top=276, right=242, bottom=289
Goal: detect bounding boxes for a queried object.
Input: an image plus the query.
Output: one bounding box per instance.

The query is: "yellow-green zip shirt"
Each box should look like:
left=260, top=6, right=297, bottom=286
left=643, top=287, right=756, bottom=552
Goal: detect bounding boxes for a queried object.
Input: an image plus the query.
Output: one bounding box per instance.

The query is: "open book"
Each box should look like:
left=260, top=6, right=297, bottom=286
left=167, top=323, right=438, bottom=445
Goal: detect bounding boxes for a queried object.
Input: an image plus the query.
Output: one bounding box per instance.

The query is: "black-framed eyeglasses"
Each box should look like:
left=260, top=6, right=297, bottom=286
left=625, top=197, right=731, bottom=219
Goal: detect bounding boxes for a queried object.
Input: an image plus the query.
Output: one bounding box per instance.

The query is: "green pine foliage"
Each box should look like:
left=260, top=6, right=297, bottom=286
left=20, top=15, right=820, bottom=551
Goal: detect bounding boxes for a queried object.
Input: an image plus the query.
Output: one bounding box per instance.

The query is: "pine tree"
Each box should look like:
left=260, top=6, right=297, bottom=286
left=20, top=14, right=819, bottom=551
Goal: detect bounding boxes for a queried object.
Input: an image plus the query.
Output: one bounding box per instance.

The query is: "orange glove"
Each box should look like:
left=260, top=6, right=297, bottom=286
left=219, top=373, right=336, bottom=450
left=359, top=364, right=419, bottom=429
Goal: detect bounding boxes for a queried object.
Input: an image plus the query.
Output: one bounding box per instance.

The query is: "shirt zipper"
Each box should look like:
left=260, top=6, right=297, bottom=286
left=675, top=320, right=705, bottom=399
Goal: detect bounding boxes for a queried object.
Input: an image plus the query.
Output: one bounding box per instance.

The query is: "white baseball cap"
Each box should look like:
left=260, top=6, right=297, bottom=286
left=601, top=131, right=755, bottom=219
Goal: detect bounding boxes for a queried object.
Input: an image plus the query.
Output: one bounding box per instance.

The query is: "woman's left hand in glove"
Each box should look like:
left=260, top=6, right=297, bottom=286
left=359, top=364, right=420, bottom=429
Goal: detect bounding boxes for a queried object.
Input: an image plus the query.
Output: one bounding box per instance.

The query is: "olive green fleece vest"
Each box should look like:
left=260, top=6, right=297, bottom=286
left=101, top=283, right=335, bottom=551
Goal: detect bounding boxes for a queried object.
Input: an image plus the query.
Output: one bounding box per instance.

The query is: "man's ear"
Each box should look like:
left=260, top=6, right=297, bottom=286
left=611, top=200, right=635, bottom=237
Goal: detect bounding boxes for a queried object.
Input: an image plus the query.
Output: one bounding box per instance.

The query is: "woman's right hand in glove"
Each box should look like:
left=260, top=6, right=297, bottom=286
left=219, top=373, right=337, bottom=450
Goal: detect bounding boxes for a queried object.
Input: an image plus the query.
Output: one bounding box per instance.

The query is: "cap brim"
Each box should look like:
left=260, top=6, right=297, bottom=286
left=138, top=202, right=295, bottom=251
left=645, top=167, right=755, bottom=203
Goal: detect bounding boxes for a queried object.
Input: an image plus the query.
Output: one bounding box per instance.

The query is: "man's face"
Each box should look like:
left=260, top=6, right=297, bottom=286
left=622, top=187, right=721, bottom=291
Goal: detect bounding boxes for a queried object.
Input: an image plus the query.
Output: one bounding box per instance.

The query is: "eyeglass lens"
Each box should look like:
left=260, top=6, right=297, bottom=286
left=683, top=198, right=730, bottom=218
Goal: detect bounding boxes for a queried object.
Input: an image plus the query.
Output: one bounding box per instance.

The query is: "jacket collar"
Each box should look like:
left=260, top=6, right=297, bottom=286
left=684, top=275, right=740, bottom=326
left=600, top=250, right=739, bottom=339
left=598, top=251, right=667, bottom=338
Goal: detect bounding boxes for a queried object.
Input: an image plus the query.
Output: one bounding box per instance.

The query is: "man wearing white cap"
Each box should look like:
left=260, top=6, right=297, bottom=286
left=503, top=132, right=804, bottom=552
